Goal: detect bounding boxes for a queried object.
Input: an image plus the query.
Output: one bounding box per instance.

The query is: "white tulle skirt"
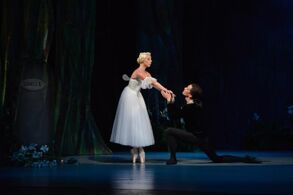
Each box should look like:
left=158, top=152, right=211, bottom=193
left=110, top=86, right=155, bottom=147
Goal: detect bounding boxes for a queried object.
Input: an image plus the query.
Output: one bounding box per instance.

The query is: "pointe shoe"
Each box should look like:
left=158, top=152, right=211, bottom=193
left=139, top=148, right=145, bottom=163
left=131, top=148, right=138, bottom=164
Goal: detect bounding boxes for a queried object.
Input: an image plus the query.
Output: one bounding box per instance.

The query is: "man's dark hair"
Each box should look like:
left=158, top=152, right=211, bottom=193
left=190, top=83, right=202, bottom=100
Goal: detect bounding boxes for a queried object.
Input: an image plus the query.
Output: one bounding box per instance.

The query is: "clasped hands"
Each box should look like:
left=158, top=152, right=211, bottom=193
left=161, top=89, right=175, bottom=103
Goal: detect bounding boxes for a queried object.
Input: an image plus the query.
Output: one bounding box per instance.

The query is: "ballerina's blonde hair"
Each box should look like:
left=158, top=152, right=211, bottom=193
left=137, top=52, right=151, bottom=64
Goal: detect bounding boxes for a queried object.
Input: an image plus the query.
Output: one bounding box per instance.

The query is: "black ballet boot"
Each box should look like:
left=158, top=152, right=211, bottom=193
left=166, top=158, right=177, bottom=165
left=166, top=152, right=177, bottom=165
left=243, top=155, right=262, bottom=163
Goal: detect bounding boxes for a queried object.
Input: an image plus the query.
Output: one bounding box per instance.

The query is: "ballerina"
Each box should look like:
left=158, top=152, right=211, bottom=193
left=110, top=52, right=173, bottom=163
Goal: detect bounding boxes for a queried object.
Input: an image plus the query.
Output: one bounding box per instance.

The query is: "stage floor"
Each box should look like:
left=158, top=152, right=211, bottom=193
left=1, top=151, right=293, bottom=195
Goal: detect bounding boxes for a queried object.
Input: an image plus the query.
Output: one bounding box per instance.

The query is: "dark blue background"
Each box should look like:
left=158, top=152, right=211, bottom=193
left=93, top=0, right=293, bottom=150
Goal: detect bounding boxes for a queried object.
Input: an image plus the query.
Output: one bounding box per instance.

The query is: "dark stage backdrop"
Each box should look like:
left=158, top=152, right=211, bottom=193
left=1, top=0, right=293, bottom=159
left=181, top=0, right=293, bottom=149
left=93, top=0, right=293, bottom=151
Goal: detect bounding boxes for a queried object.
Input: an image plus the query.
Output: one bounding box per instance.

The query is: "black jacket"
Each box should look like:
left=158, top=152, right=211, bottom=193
left=167, top=100, right=206, bottom=137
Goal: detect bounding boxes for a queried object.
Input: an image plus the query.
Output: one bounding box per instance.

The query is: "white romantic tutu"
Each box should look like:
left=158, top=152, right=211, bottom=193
left=110, top=77, right=156, bottom=147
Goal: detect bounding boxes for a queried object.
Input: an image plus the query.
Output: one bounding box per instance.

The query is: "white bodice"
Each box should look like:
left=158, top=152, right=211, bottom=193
left=127, top=77, right=157, bottom=92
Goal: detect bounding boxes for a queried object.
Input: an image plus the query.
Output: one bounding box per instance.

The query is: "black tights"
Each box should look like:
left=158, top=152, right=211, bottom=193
left=165, top=127, right=251, bottom=163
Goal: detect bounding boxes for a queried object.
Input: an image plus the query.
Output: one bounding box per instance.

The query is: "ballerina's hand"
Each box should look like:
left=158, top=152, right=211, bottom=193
left=167, top=90, right=176, bottom=97
left=161, top=90, right=176, bottom=102
left=161, top=90, right=171, bottom=99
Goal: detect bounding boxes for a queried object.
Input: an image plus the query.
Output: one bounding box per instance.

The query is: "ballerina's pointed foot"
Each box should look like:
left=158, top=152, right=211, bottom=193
left=139, top=148, right=145, bottom=163
left=131, top=148, right=138, bottom=164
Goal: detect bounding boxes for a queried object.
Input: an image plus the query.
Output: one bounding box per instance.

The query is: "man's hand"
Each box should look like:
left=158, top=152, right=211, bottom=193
left=161, top=90, right=175, bottom=103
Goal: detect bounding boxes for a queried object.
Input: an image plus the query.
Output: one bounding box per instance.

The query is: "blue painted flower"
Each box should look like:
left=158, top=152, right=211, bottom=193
left=28, top=143, right=37, bottom=151
left=32, top=151, right=43, bottom=159
left=11, top=143, right=58, bottom=168
left=40, top=145, right=49, bottom=153
left=20, top=145, right=28, bottom=152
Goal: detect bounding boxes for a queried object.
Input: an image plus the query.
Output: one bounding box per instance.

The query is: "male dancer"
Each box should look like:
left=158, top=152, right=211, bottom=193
left=161, top=83, right=261, bottom=165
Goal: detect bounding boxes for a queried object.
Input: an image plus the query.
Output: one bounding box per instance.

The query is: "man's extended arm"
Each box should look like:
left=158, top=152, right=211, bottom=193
left=161, top=90, right=181, bottom=120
